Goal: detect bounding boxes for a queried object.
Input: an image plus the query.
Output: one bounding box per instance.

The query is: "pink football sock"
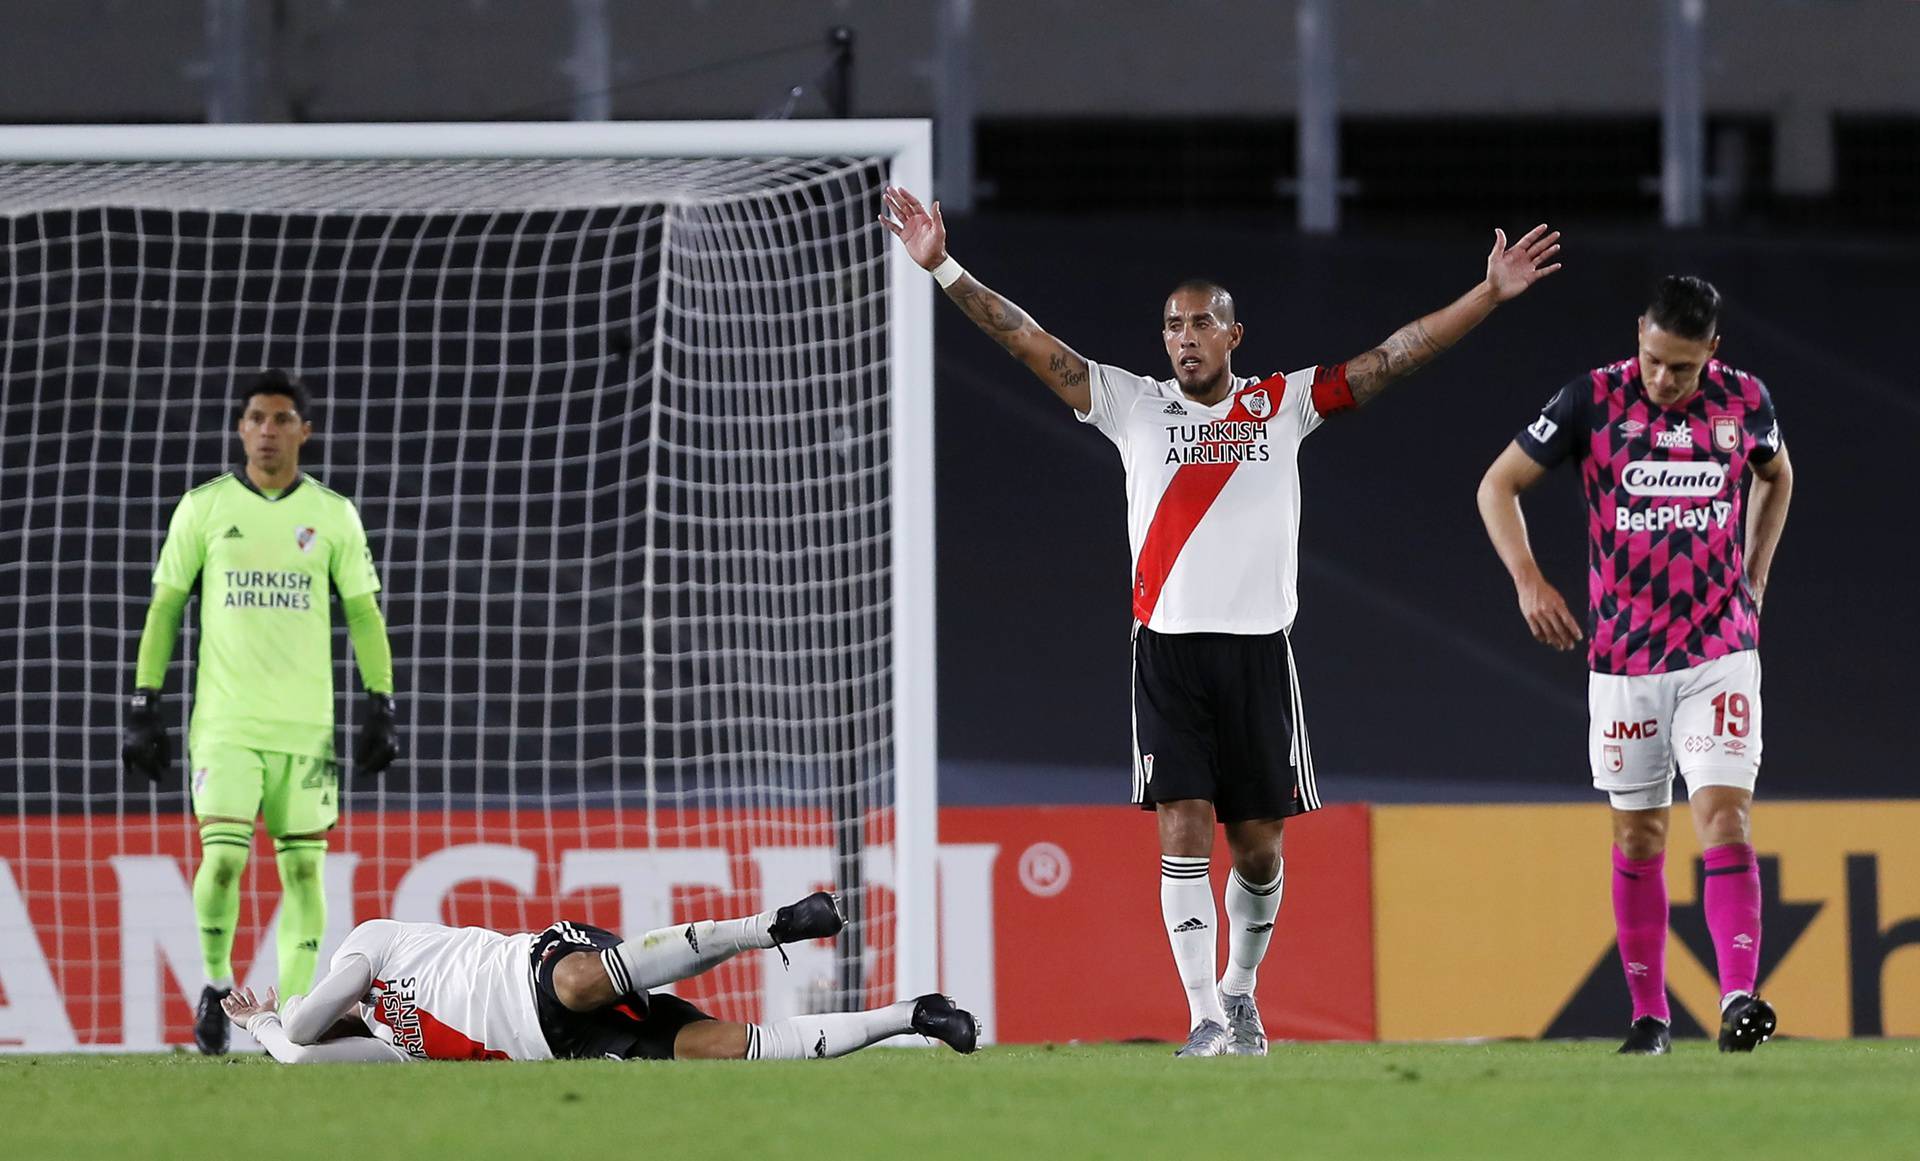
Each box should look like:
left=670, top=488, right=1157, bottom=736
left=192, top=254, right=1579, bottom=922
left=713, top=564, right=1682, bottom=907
left=1703, top=843, right=1762, bottom=1000
left=1612, top=846, right=1670, bottom=1023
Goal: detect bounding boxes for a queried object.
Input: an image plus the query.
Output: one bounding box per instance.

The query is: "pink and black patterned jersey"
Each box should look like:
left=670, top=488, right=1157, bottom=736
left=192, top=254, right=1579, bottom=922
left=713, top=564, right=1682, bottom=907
left=1516, top=358, right=1783, bottom=676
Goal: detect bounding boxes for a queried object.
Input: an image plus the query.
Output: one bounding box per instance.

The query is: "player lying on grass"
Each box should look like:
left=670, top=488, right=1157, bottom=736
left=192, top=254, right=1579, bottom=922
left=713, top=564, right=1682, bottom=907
left=221, top=890, right=978, bottom=1062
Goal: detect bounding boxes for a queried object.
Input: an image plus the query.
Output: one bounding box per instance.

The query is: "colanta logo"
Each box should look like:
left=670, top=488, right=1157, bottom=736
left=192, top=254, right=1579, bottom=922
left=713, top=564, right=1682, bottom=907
left=1620, top=461, right=1728, bottom=497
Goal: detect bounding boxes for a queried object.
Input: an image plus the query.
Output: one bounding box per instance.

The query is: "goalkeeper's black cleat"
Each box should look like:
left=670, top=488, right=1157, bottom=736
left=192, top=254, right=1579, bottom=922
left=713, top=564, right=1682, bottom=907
left=195, top=985, right=232, bottom=1056
left=1617, top=1015, right=1671, bottom=1055
left=911, top=993, right=980, bottom=1054
left=1718, top=994, right=1777, bottom=1053
left=768, top=891, right=845, bottom=945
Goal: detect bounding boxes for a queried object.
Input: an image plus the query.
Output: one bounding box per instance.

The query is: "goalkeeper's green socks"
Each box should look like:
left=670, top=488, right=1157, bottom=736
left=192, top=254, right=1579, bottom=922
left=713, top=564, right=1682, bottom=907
left=193, top=821, right=253, bottom=987
left=273, top=838, right=328, bottom=996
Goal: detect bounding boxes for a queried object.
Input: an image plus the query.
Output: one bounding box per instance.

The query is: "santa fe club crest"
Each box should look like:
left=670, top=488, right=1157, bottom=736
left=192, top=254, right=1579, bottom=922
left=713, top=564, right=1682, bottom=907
left=1603, top=744, right=1624, bottom=773
left=1712, top=416, right=1740, bottom=452
left=295, top=526, right=317, bottom=553
left=1242, top=388, right=1272, bottom=420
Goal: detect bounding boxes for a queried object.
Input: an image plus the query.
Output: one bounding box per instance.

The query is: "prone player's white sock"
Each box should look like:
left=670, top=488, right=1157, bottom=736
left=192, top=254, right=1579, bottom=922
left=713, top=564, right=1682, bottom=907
left=1160, top=855, right=1227, bottom=1028
left=601, top=913, right=776, bottom=995
left=746, top=1001, right=916, bottom=1060
left=1218, top=863, right=1284, bottom=997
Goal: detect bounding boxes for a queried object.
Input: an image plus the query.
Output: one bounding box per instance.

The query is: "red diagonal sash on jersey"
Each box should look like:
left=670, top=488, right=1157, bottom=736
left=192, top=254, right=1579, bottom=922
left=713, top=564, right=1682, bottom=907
left=1132, top=376, right=1286, bottom=624
left=371, top=977, right=511, bottom=1061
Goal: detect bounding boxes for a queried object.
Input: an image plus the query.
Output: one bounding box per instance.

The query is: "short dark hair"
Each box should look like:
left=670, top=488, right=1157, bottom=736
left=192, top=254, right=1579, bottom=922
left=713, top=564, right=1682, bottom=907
left=235, top=369, right=312, bottom=420
left=1645, top=275, right=1720, bottom=341
left=1167, top=279, right=1236, bottom=324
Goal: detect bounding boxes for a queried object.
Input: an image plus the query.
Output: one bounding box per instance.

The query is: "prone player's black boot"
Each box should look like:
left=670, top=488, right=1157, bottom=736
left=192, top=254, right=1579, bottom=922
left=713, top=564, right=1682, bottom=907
left=1718, top=994, right=1777, bottom=1052
left=911, top=993, right=980, bottom=1054
left=1617, top=1015, right=1671, bottom=1055
left=194, top=985, right=232, bottom=1055
left=768, top=891, right=845, bottom=945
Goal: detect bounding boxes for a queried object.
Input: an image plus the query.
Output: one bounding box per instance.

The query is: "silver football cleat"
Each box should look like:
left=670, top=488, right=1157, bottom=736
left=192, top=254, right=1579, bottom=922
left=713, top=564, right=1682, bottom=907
left=1222, top=991, right=1268, bottom=1056
left=1173, top=1018, right=1230, bottom=1058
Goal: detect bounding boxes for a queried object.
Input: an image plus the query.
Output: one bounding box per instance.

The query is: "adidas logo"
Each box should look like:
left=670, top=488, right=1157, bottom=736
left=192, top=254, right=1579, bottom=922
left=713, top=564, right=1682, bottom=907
left=1172, top=917, right=1208, bottom=933
left=684, top=924, right=700, bottom=953
left=1163, top=401, right=1187, bottom=416
left=223, top=526, right=244, bottom=539
left=813, top=1032, right=828, bottom=1059
left=1244, top=922, right=1275, bottom=934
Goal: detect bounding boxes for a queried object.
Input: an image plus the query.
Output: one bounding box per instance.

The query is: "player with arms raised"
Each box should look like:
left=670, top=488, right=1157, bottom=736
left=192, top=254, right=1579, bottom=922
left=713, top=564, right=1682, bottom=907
left=121, top=372, right=401, bottom=1054
left=1476, top=276, right=1793, bottom=1054
left=882, top=186, right=1561, bottom=1055
left=219, top=891, right=978, bottom=1062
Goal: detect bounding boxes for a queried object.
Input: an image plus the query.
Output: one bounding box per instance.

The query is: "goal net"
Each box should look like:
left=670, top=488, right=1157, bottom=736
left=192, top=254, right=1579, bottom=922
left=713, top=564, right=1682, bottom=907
left=0, top=122, right=936, bottom=1050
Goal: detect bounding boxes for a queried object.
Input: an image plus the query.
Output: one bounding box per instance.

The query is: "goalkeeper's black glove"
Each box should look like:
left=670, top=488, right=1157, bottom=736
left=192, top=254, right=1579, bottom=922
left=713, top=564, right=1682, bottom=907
left=122, top=688, right=171, bottom=783
left=355, top=692, right=400, bottom=777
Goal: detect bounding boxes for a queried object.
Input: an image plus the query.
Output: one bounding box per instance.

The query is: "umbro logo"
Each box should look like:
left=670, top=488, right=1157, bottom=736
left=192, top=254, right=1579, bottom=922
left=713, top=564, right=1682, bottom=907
left=223, top=526, right=244, bottom=539
left=1163, top=401, right=1187, bottom=416
left=1244, top=922, right=1275, bottom=934
left=1172, top=917, right=1208, bottom=933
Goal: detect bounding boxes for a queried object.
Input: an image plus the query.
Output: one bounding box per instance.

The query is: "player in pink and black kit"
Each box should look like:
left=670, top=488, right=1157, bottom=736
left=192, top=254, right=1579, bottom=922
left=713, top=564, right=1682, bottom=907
left=1477, top=276, right=1795, bottom=1055
left=882, top=184, right=1561, bottom=1056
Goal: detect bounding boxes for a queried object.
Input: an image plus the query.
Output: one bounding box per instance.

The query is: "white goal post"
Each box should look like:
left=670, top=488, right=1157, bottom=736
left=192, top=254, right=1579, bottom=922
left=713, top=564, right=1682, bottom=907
left=0, top=120, right=937, bottom=1048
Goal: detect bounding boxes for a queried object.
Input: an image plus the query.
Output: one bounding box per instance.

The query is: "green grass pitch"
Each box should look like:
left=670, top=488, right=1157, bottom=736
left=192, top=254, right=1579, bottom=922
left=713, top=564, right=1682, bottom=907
left=4, top=1041, right=1917, bottom=1161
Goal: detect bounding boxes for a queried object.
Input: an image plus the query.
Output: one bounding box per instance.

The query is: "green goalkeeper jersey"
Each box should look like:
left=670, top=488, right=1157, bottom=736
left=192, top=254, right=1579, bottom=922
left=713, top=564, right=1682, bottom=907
left=153, top=472, right=382, bottom=757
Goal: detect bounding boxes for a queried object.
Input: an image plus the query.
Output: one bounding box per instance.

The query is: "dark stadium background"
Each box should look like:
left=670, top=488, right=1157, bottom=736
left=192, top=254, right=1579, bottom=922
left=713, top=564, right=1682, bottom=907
left=1, top=0, right=1914, bottom=809
left=934, top=222, right=1915, bottom=804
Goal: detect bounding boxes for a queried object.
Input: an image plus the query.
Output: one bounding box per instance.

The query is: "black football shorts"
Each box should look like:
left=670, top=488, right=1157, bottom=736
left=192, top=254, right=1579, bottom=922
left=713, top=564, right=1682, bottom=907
left=1130, top=625, right=1322, bottom=822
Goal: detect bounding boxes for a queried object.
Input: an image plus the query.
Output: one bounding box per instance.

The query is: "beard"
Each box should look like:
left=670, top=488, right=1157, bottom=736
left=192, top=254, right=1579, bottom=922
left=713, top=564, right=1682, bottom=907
left=1176, top=366, right=1228, bottom=400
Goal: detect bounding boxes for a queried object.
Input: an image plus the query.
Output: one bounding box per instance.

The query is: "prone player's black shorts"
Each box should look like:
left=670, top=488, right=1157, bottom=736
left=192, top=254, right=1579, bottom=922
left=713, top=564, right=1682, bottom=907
left=1131, top=625, right=1322, bottom=822
left=529, top=921, right=716, bottom=1060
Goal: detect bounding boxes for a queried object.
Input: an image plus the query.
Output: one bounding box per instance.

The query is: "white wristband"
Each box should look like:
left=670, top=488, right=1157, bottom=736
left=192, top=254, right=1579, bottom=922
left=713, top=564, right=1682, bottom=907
left=930, top=255, right=966, bottom=288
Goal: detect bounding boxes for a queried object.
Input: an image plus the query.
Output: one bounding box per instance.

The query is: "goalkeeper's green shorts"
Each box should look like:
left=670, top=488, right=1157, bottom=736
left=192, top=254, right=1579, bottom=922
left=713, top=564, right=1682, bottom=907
left=189, top=741, right=339, bottom=837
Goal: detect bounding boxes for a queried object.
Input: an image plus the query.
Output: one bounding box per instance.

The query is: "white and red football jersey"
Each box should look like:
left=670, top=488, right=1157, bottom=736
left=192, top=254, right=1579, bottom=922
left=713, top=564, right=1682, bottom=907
left=332, top=919, right=551, bottom=1062
left=1079, top=362, right=1354, bottom=634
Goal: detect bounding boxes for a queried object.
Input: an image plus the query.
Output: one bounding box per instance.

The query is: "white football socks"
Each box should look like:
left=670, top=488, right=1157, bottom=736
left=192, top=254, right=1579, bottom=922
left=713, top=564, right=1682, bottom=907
left=1160, top=855, right=1227, bottom=1029
left=602, top=913, right=775, bottom=996
left=1219, top=863, right=1284, bottom=997
left=747, top=1001, right=916, bottom=1060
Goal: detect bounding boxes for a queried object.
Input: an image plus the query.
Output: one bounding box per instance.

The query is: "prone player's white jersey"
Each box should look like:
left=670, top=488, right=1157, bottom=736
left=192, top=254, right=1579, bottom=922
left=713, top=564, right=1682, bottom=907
left=332, top=918, right=552, bottom=1061
left=1078, top=362, right=1348, bottom=635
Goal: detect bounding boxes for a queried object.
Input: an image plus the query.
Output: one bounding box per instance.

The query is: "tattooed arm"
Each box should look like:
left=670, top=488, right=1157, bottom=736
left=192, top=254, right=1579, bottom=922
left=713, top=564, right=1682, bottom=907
left=880, top=185, right=1093, bottom=412
left=1343, top=224, right=1564, bottom=407
left=942, top=273, right=1092, bottom=410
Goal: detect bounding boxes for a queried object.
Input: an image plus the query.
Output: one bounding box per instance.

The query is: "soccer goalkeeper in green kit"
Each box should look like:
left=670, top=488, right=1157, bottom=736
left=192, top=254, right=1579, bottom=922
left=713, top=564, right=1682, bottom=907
left=122, top=371, right=400, bottom=1054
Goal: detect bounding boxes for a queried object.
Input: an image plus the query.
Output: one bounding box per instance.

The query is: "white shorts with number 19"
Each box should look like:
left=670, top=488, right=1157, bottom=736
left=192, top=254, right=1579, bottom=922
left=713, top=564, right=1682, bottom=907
left=1588, top=649, right=1763, bottom=811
